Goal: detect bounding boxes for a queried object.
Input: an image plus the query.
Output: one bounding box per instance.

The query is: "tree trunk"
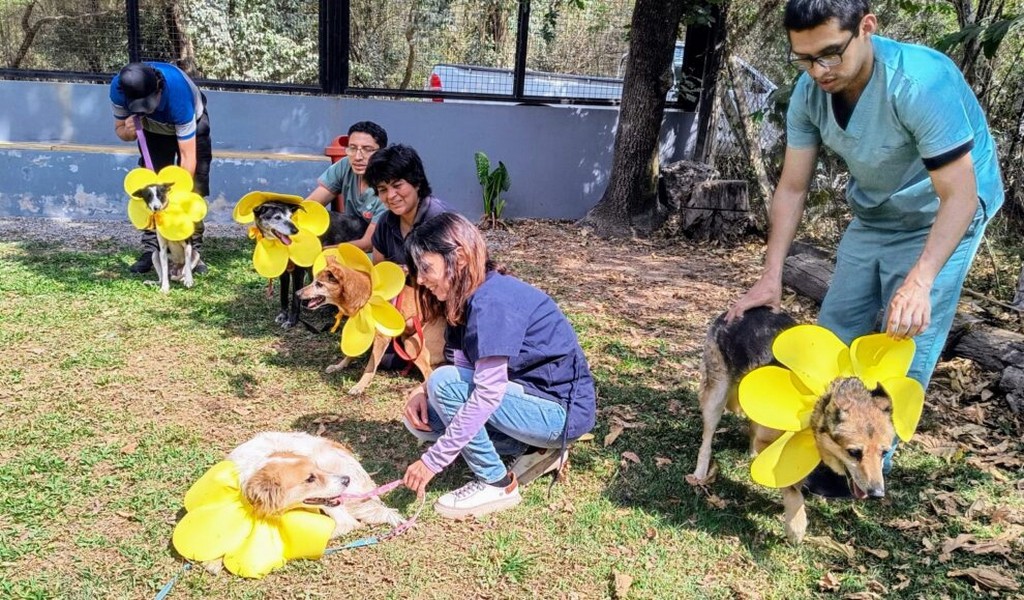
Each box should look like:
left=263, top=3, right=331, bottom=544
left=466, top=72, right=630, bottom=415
left=577, top=0, right=688, bottom=238
left=1013, top=262, right=1024, bottom=309
left=164, top=0, right=199, bottom=77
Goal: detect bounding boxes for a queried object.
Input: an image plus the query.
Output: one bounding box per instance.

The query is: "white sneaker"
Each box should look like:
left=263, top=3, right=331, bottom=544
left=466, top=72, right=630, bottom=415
left=434, top=474, right=521, bottom=519
left=510, top=448, right=569, bottom=485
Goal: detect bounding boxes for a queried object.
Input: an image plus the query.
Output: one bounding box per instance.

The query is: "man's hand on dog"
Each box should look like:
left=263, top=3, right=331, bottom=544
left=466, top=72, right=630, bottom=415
left=726, top=276, right=782, bottom=322
left=403, top=460, right=435, bottom=499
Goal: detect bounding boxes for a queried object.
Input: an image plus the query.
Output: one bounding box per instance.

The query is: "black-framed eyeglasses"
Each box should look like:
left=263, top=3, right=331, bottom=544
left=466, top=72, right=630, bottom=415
left=788, top=31, right=856, bottom=71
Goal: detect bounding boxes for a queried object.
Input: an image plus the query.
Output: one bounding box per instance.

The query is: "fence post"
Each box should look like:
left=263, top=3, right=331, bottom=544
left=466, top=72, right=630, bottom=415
left=320, top=0, right=348, bottom=94
left=125, top=0, right=142, bottom=63
left=511, top=0, right=531, bottom=101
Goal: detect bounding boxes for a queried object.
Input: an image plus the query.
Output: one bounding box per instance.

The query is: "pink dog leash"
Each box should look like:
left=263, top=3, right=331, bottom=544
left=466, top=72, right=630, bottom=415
left=134, top=116, right=155, bottom=170
left=323, top=479, right=423, bottom=553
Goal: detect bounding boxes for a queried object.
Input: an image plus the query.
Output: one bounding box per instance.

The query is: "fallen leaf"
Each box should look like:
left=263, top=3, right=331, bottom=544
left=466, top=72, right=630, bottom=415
left=315, top=422, right=326, bottom=436
left=892, top=573, right=911, bottom=591
left=604, top=423, right=624, bottom=447
left=860, top=547, right=889, bottom=560
left=947, top=567, right=1020, bottom=591
left=806, top=536, right=856, bottom=561
left=119, top=441, right=138, bottom=454
left=940, top=533, right=1013, bottom=562
left=231, top=406, right=252, bottom=416
left=818, top=572, right=841, bottom=592
left=612, top=571, right=633, bottom=599
left=654, top=456, right=672, bottom=468
left=621, top=451, right=641, bottom=464
left=842, top=593, right=881, bottom=600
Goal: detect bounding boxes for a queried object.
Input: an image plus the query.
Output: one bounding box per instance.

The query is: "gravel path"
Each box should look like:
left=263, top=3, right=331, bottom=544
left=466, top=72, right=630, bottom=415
left=0, top=216, right=246, bottom=251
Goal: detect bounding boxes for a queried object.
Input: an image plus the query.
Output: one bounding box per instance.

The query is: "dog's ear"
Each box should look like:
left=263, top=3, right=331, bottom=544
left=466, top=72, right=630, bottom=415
left=242, top=470, right=286, bottom=517
left=131, top=188, right=147, bottom=199
left=870, top=386, right=893, bottom=413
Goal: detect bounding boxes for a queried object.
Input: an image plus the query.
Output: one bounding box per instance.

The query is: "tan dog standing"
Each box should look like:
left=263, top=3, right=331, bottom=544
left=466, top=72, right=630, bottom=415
left=688, top=307, right=896, bottom=543
left=297, top=255, right=445, bottom=394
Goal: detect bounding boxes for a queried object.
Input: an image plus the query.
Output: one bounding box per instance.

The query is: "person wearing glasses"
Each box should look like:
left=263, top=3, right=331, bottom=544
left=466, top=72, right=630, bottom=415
left=305, top=121, right=389, bottom=252
left=726, top=1, right=1003, bottom=496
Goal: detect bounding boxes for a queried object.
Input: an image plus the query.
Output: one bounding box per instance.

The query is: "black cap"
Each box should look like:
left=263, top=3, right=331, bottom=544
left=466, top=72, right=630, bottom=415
left=118, top=63, right=163, bottom=114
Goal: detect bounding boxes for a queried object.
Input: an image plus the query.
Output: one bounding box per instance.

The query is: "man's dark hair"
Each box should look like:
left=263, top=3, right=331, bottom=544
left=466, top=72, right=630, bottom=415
left=783, top=0, right=869, bottom=32
left=348, top=121, right=388, bottom=148
left=364, top=144, right=432, bottom=199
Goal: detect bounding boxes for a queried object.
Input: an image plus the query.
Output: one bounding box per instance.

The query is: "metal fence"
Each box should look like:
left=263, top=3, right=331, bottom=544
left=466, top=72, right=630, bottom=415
left=0, top=0, right=679, bottom=106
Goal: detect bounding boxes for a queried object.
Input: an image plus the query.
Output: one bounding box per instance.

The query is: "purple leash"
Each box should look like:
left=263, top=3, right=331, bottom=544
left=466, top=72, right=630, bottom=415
left=323, top=479, right=423, bottom=554
left=134, top=115, right=155, bottom=170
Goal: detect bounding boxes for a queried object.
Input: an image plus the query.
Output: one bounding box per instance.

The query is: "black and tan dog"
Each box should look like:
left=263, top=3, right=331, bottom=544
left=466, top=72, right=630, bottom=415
left=687, top=307, right=895, bottom=543
left=252, top=201, right=366, bottom=328
left=296, top=255, right=445, bottom=394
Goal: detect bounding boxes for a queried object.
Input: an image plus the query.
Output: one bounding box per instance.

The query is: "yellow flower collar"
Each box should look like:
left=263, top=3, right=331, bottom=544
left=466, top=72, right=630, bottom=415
left=313, top=244, right=406, bottom=357
left=233, top=191, right=332, bottom=278
left=171, top=461, right=335, bottom=579
left=738, top=325, right=925, bottom=488
left=123, top=166, right=207, bottom=241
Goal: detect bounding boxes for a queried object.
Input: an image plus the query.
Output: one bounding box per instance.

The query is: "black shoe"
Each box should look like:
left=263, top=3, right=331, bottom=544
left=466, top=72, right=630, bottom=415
left=130, top=252, right=153, bottom=274
left=193, top=260, right=208, bottom=275
left=802, top=464, right=853, bottom=499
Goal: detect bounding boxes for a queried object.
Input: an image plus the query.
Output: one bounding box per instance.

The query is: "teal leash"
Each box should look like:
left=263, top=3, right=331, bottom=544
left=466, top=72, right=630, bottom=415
left=154, top=563, right=190, bottom=600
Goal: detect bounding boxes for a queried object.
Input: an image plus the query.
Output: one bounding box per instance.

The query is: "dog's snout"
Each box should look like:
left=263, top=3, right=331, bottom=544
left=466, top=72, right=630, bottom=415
left=867, top=486, right=885, bottom=499
left=337, top=475, right=350, bottom=488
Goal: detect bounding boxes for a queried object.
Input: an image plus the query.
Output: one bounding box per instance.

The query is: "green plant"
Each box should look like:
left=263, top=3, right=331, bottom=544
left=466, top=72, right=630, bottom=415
left=474, top=151, right=510, bottom=229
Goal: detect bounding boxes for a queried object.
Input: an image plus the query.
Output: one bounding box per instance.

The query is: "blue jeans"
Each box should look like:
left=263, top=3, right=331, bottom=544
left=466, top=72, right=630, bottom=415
left=403, top=365, right=567, bottom=483
left=819, top=208, right=989, bottom=388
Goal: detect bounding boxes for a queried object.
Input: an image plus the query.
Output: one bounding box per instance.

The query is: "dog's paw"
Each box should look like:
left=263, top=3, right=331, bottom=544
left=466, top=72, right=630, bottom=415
left=382, top=508, right=404, bottom=527
left=201, top=559, right=224, bottom=575
left=685, top=463, right=718, bottom=487
left=280, top=319, right=297, bottom=330
left=183, top=276, right=194, bottom=288
left=325, top=359, right=351, bottom=374
left=347, top=382, right=368, bottom=395
left=274, top=312, right=289, bottom=325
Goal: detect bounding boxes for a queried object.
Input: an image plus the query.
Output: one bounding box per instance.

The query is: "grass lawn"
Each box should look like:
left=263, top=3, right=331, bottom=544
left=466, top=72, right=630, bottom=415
left=0, top=221, right=1021, bottom=599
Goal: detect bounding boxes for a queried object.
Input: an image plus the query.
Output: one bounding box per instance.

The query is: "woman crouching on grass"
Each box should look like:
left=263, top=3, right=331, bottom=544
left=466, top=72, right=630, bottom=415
left=401, top=212, right=597, bottom=519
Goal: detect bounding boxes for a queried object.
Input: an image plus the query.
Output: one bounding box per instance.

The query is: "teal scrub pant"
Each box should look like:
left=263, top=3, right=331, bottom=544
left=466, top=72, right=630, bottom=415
left=818, top=207, right=988, bottom=389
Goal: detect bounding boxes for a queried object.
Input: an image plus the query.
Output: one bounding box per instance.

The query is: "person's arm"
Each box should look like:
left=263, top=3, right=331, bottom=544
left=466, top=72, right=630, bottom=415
left=349, top=222, right=377, bottom=252
left=114, top=117, right=137, bottom=142
left=886, top=153, right=978, bottom=339
left=177, top=136, right=197, bottom=176
left=726, top=145, right=819, bottom=321
left=305, top=185, right=336, bottom=207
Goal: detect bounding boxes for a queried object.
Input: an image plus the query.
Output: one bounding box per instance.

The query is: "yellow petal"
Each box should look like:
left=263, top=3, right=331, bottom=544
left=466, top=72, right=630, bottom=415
left=127, top=198, right=153, bottom=230
left=312, top=249, right=332, bottom=275
left=369, top=297, right=405, bottom=337
left=155, top=165, right=194, bottom=193
left=223, top=519, right=286, bottom=579
left=773, top=325, right=852, bottom=395
left=295, top=200, right=330, bottom=236
left=372, top=262, right=406, bottom=301
left=169, top=190, right=208, bottom=222
left=750, top=428, right=821, bottom=488
left=172, top=501, right=254, bottom=562
left=335, top=242, right=373, bottom=274
left=183, top=461, right=242, bottom=511
left=278, top=509, right=335, bottom=560
left=738, top=366, right=817, bottom=432
left=124, top=167, right=157, bottom=196
left=881, top=377, right=925, bottom=441
left=254, top=238, right=289, bottom=278
left=288, top=229, right=323, bottom=267
left=850, top=333, right=916, bottom=389
left=233, top=191, right=304, bottom=224
left=341, top=308, right=375, bottom=357
left=156, top=209, right=196, bottom=241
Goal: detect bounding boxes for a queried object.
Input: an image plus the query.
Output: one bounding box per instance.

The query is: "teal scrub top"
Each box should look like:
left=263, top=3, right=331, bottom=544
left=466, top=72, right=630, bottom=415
left=787, top=35, right=1003, bottom=231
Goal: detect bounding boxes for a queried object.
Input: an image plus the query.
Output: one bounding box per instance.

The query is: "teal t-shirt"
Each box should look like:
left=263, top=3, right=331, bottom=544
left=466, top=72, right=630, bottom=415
left=316, top=157, right=387, bottom=224
left=787, top=35, right=1003, bottom=231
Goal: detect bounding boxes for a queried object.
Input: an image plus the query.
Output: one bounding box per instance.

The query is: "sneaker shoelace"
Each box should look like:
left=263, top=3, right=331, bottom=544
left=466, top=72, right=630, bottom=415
left=451, top=480, right=488, bottom=501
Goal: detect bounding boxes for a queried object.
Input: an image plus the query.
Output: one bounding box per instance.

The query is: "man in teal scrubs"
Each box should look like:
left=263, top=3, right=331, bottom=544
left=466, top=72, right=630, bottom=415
left=305, top=121, right=389, bottom=251
left=727, top=0, right=1003, bottom=496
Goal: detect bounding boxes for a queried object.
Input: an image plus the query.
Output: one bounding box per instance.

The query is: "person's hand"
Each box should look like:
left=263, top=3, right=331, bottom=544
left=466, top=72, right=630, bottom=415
left=403, top=459, right=435, bottom=499
left=886, top=276, right=932, bottom=339
left=124, top=116, right=138, bottom=139
left=404, top=385, right=431, bottom=432
left=725, top=275, right=782, bottom=322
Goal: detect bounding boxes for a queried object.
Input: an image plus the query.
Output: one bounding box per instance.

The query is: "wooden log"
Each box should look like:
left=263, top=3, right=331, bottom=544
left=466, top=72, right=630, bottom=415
left=782, top=251, right=1024, bottom=382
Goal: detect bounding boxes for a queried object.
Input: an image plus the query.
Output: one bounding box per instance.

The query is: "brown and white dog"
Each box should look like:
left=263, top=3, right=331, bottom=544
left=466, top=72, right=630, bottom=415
left=687, top=307, right=896, bottom=543
left=228, top=431, right=403, bottom=537
left=296, top=255, right=445, bottom=394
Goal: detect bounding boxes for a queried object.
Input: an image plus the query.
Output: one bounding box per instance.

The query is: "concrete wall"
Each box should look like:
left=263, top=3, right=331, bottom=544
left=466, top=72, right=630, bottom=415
left=0, top=79, right=693, bottom=223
